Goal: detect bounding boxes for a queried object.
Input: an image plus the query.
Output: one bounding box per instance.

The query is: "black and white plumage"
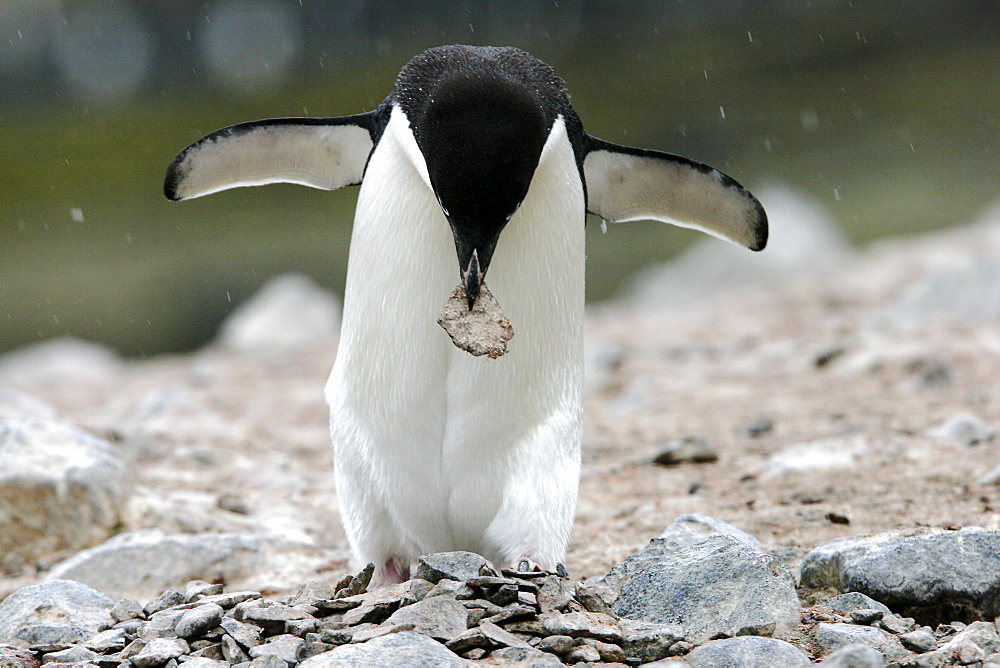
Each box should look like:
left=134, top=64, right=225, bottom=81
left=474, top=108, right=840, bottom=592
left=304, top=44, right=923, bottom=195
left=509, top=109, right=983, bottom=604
left=165, top=45, right=766, bottom=586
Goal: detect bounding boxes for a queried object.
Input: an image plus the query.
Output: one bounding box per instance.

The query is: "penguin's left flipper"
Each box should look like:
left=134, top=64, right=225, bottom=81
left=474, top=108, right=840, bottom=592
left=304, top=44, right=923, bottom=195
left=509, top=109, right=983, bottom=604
left=583, top=136, right=768, bottom=251
left=164, top=113, right=379, bottom=201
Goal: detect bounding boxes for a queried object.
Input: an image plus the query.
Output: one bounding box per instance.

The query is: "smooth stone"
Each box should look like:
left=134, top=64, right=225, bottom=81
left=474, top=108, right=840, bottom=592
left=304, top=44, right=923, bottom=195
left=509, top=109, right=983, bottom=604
left=765, top=434, right=870, bottom=477
left=686, top=636, right=811, bottom=667
left=818, top=643, right=886, bottom=667
left=928, top=413, right=996, bottom=446
left=0, top=580, right=115, bottom=647
left=800, top=527, right=1000, bottom=625
left=823, top=592, right=892, bottom=617
left=217, top=273, right=342, bottom=351
left=130, top=637, right=189, bottom=667
left=297, top=630, right=465, bottom=667
left=486, top=646, right=563, bottom=667
left=175, top=603, right=224, bottom=639
left=899, top=628, right=938, bottom=653
left=814, top=623, right=910, bottom=662
left=625, top=184, right=853, bottom=307
left=652, top=435, right=718, bottom=466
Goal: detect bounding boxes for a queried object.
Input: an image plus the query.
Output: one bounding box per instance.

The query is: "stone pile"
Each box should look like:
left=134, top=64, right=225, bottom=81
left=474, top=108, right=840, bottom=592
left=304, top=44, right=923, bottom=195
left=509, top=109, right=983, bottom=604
left=4, top=522, right=1000, bottom=665
left=0, top=552, right=688, bottom=667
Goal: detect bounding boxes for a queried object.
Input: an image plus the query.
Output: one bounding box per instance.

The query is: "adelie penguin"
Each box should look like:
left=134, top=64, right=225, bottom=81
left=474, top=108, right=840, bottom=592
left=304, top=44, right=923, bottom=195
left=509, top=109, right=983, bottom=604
left=165, top=45, right=767, bottom=587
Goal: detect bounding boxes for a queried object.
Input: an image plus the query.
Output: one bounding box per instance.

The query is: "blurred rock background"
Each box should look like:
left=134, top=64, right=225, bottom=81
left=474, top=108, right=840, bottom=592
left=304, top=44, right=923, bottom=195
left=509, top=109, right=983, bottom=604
left=2, top=0, right=998, bottom=356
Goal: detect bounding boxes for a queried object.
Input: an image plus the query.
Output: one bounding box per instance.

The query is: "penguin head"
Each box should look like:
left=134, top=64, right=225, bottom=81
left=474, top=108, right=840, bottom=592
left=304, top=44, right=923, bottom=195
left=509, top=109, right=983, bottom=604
left=394, top=46, right=566, bottom=309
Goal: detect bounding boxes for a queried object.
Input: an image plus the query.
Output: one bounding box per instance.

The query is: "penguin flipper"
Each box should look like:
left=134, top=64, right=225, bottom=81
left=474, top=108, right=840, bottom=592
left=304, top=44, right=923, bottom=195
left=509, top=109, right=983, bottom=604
left=583, top=136, right=767, bottom=251
left=164, top=114, right=378, bottom=201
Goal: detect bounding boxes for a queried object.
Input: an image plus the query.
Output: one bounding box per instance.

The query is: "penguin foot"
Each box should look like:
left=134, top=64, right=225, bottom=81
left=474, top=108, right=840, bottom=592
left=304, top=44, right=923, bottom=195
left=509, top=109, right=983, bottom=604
left=373, top=556, right=409, bottom=587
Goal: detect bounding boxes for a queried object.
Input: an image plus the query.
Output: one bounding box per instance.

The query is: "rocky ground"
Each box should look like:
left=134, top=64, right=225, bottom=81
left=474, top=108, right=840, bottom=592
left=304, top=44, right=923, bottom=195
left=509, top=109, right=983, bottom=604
left=1, top=185, right=1000, bottom=665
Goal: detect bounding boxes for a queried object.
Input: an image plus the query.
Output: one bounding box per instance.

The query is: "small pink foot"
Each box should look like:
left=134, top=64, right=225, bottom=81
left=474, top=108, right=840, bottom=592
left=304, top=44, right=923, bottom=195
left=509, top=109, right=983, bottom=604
left=373, top=556, right=409, bottom=588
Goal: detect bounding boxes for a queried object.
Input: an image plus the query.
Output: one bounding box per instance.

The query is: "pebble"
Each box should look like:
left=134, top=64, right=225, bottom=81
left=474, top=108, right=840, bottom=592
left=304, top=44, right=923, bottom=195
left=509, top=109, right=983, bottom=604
left=416, top=551, right=495, bottom=583
left=928, top=412, right=996, bottom=446
left=8, top=522, right=1000, bottom=667
left=652, top=434, right=719, bottom=466
left=130, top=637, right=189, bottom=667
left=898, top=627, right=938, bottom=653
left=685, top=635, right=811, bottom=667
left=813, top=623, right=910, bottom=662
left=174, top=603, right=224, bottom=639
left=818, top=643, right=886, bottom=667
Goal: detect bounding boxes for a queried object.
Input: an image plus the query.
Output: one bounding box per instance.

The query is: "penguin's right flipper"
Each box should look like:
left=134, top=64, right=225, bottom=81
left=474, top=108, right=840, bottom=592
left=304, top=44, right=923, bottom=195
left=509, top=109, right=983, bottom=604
left=164, top=113, right=379, bottom=201
left=583, top=136, right=768, bottom=251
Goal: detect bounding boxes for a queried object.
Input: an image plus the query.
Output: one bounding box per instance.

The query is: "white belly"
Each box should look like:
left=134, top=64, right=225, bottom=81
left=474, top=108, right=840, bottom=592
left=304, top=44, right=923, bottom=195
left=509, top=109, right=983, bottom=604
left=326, top=110, right=585, bottom=568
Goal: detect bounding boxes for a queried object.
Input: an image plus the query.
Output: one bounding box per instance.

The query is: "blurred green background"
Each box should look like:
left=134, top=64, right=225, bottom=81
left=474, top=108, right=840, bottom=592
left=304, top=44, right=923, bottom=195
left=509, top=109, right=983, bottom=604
left=2, top=1, right=998, bottom=356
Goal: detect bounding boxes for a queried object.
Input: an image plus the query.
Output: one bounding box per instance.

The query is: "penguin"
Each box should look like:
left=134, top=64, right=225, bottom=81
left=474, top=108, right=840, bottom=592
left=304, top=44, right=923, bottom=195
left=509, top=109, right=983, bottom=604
left=164, top=45, right=767, bottom=587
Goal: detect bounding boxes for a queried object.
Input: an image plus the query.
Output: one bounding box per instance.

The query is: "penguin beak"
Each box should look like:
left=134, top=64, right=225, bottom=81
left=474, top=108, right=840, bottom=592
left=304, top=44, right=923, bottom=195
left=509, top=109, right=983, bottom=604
left=462, top=250, right=482, bottom=310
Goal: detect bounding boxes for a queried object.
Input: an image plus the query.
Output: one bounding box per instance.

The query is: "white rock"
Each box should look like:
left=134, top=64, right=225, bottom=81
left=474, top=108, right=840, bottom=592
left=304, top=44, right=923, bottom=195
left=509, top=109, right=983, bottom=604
left=217, top=273, right=341, bottom=351
left=928, top=413, right=996, bottom=446
left=625, top=184, right=853, bottom=307
left=0, top=337, right=122, bottom=386
left=766, top=433, right=869, bottom=477
left=0, top=387, right=57, bottom=420
left=47, top=529, right=333, bottom=600
left=0, top=418, right=129, bottom=563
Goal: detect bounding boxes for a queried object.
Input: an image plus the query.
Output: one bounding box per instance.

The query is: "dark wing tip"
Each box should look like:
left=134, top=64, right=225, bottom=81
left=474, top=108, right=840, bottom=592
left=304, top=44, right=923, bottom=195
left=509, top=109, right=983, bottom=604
left=748, top=194, right=768, bottom=251
left=163, top=150, right=187, bottom=201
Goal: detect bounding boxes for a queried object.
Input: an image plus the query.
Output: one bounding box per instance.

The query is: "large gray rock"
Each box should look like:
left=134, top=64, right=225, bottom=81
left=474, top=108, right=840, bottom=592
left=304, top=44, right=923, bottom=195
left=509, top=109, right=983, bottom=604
left=0, top=418, right=129, bottom=564
left=800, top=527, right=1000, bottom=625
left=297, top=630, right=466, bottom=667
left=870, top=257, right=1000, bottom=330
left=609, top=534, right=801, bottom=643
left=0, top=579, right=115, bottom=647
left=686, top=636, right=811, bottom=667
left=47, top=529, right=331, bottom=600
left=217, top=273, right=341, bottom=351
